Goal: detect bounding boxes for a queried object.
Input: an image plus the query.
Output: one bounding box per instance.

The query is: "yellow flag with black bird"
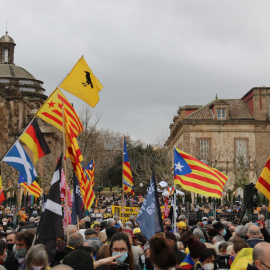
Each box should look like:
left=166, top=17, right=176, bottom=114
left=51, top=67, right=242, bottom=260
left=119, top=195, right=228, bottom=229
left=59, top=56, right=103, bottom=108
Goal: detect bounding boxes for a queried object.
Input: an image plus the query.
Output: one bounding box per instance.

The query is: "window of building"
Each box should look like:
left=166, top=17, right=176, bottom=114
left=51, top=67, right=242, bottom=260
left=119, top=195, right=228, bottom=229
left=235, top=139, right=248, bottom=167
left=217, top=108, right=226, bottom=119
left=2, top=49, right=8, bottom=62
left=199, top=139, right=210, bottom=164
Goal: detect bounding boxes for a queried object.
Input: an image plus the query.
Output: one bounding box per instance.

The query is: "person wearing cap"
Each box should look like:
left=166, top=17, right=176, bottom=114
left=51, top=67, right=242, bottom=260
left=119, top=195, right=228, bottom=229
left=202, top=217, right=208, bottom=227
left=177, top=221, right=187, bottom=236
left=212, top=221, right=231, bottom=241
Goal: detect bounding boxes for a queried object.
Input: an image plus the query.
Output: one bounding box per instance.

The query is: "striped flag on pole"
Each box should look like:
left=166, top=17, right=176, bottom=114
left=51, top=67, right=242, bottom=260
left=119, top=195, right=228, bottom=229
left=255, top=157, right=270, bottom=210
left=123, top=137, right=134, bottom=194
left=174, top=147, right=227, bottom=198
left=36, top=88, right=83, bottom=137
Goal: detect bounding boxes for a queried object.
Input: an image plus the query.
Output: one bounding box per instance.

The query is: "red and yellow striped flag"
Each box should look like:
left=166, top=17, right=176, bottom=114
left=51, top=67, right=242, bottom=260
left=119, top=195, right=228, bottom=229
left=64, top=110, right=95, bottom=210
left=174, top=147, right=228, bottom=198
left=255, top=158, right=270, bottom=210
left=21, top=181, right=41, bottom=198
left=36, top=88, right=83, bottom=137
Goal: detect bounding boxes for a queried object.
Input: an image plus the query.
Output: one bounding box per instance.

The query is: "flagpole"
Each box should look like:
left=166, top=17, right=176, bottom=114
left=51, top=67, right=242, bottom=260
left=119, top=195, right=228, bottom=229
left=0, top=118, right=35, bottom=162
left=61, top=104, right=70, bottom=242
left=174, top=184, right=177, bottom=232
left=122, top=135, right=125, bottom=225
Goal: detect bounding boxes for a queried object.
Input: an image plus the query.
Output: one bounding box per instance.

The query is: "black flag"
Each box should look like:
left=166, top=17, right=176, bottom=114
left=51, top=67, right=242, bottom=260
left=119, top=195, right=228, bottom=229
left=37, top=155, right=64, bottom=262
left=71, top=172, right=83, bottom=224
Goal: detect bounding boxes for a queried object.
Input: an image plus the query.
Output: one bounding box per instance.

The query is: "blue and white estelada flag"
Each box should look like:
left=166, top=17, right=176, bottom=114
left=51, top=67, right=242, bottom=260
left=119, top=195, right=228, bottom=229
left=136, top=171, right=163, bottom=240
left=3, top=141, right=37, bottom=185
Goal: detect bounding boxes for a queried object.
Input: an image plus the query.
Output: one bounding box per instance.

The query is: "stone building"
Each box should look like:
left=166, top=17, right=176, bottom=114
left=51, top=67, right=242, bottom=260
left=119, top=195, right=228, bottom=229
left=0, top=32, right=62, bottom=196
left=165, top=87, right=270, bottom=196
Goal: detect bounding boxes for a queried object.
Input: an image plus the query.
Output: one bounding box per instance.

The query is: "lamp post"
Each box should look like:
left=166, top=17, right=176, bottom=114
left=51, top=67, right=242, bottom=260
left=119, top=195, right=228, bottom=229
left=139, top=183, right=143, bottom=195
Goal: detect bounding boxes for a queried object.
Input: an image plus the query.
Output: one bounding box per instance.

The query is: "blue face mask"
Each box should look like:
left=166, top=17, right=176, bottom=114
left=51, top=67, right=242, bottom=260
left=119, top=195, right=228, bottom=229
left=223, top=229, right=227, bottom=237
left=112, top=251, right=128, bottom=263
left=202, top=221, right=207, bottom=225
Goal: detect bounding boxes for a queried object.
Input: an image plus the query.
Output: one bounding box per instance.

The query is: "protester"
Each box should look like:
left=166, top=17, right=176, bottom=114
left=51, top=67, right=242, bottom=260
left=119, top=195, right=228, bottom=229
left=247, top=241, right=270, bottom=270
left=149, top=233, right=177, bottom=270
left=14, top=230, right=35, bottom=270
left=96, top=232, right=141, bottom=270
left=25, top=244, right=49, bottom=270
left=165, top=232, right=186, bottom=264
left=180, top=238, right=206, bottom=269
left=246, top=225, right=264, bottom=248
left=192, top=248, right=216, bottom=270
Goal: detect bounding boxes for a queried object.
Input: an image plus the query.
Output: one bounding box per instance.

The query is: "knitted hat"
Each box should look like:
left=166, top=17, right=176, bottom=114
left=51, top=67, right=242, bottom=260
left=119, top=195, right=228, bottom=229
left=186, top=238, right=206, bottom=258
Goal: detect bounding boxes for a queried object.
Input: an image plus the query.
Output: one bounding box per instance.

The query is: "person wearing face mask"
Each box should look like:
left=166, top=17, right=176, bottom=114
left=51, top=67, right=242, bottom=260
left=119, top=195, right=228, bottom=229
left=6, top=232, right=16, bottom=253
left=96, top=232, right=141, bottom=270
left=192, top=248, right=216, bottom=270
left=13, top=230, right=35, bottom=270
left=0, top=239, right=18, bottom=270
left=212, top=222, right=231, bottom=241
left=25, top=244, right=49, bottom=270
left=202, top=217, right=208, bottom=227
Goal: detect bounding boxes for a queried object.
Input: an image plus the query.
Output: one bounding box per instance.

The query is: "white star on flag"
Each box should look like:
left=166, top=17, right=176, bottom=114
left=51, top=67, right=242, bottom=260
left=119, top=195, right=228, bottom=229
left=174, top=162, right=184, bottom=172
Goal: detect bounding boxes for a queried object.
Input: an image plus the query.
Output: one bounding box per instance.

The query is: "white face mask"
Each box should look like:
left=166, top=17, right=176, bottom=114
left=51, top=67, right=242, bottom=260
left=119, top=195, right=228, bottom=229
left=203, top=263, right=214, bottom=270
left=32, top=266, right=44, bottom=270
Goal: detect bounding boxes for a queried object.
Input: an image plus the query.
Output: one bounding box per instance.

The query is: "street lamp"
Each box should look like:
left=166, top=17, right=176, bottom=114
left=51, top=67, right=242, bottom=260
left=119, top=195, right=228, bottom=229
left=139, top=183, right=143, bottom=194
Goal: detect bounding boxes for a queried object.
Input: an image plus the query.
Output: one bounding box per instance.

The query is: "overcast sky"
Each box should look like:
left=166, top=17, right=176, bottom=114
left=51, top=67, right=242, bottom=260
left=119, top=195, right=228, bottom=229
left=1, top=1, right=270, bottom=145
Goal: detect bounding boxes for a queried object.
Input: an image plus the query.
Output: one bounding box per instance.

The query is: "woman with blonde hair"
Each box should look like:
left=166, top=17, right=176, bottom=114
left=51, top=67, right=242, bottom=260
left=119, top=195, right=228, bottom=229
left=25, top=244, right=49, bottom=270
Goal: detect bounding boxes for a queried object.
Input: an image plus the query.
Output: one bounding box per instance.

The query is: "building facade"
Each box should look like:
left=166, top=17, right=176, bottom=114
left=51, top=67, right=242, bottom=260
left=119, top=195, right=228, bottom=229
left=0, top=32, right=62, bottom=196
left=165, top=87, right=270, bottom=196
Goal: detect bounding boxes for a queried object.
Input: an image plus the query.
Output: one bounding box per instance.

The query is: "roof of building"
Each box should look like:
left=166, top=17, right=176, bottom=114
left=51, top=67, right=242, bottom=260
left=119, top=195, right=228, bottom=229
left=0, top=33, right=15, bottom=44
left=184, top=99, right=254, bottom=120
left=0, top=64, right=35, bottom=80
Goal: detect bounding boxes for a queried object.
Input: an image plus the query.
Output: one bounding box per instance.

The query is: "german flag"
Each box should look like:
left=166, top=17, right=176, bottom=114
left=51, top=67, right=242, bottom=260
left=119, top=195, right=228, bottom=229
left=36, top=88, right=83, bottom=137
left=174, top=147, right=228, bottom=198
left=255, top=158, right=270, bottom=210
left=20, top=119, right=51, bottom=163
left=21, top=181, right=41, bottom=198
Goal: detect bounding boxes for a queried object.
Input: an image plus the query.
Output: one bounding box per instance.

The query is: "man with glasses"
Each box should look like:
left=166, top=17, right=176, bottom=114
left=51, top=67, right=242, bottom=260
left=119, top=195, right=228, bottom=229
left=247, top=242, right=270, bottom=270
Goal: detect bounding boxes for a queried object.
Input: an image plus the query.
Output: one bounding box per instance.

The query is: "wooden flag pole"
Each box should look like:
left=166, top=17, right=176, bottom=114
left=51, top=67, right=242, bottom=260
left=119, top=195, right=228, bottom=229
left=61, top=104, right=70, bottom=242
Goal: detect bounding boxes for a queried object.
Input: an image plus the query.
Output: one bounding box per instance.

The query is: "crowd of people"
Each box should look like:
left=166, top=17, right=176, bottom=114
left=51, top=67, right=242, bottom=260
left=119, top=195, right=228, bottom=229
left=0, top=200, right=268, bottom=270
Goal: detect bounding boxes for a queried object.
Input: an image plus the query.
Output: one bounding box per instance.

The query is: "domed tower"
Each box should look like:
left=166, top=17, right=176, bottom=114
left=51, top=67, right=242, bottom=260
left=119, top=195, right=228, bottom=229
left=0, top=32, right=49, bottom=145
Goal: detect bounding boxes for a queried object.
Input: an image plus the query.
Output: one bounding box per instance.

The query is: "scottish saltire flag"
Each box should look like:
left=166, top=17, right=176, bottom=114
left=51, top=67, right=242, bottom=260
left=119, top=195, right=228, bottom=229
left=174, top=147, right=227, bottom=199
left=136, top=171, right=163, bottom=240
left=123, top=137, right=134, bottom=194
left=3, top=142, right=37, bottom=185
